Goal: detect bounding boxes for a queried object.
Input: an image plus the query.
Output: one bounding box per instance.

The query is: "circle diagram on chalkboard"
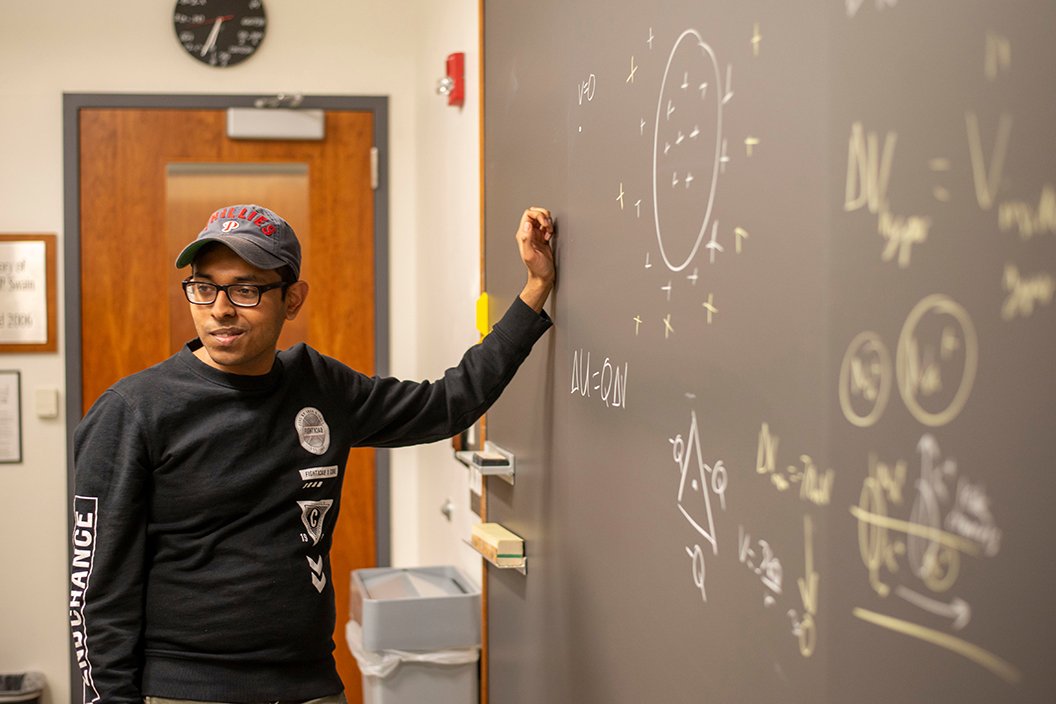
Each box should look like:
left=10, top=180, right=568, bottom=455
left=653, top=29, right=725, bottom=273
left=896, top=295, right=978, bottom=427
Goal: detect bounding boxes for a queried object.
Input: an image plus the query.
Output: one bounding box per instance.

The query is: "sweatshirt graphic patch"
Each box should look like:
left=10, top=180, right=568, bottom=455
left=298, top=499, right=334, bottom=546
left=70, top=496, right=101, bottom=704
left=295, top=407, right=330, bottom=455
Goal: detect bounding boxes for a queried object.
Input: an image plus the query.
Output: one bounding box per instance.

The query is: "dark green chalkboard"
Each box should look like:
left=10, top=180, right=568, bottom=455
left=482, top=2, right=1055, bottom=702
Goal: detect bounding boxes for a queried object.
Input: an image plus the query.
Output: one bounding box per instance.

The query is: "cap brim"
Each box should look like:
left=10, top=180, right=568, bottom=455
left=175, top=235, right=288, bottom=272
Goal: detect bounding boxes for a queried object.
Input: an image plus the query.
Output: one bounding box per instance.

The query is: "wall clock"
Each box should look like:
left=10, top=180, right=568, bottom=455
left=173, top=0, right=267, bottom=68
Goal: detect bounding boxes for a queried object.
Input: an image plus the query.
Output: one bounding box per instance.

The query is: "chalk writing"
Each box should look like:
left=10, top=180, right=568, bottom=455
left=838, top=331, right=893, bottom=428
left=756, top=423, right=834, bottom=506
left=653, top=29, right=726, bottom=272
left=852, top=435, right=1017, bottom=681
left=570, top=348, right=629, bottom=409
left=929, top=157, right=951, bottom=202
left=844, top=121, right=930, bottom=267
left=575, top=72, right=597, bottom=133
left=786, top=514, right=820, bottom=658
left=845, top=122, right=894, bottom=214
left=853, top=435, right=1008, bottom=679
left=734, top=226, right=748, bottom=253
left=984, top=32, right=1011, bottom=82
left=738, top=525, right=783, bottom=599
left=853, top=608, right=1021, bottom=684
left=577, top=73, right=596, bottom=105
left=1002, top=264, right=1055, bottom=320
left=998, top=184, right=1056, bottom=239
left=877, top=209, right=931, bottom=268
left=672, top=410, right=729, bottom=604
left=966, top=111, right=1012, bottom=212
left=896, top=295, right=978, bottom=427
left=705, top=221, right=723, bottom=264
left=846, top=0, right=898, bottom=17
left=702, top=293, right=717, bottom=324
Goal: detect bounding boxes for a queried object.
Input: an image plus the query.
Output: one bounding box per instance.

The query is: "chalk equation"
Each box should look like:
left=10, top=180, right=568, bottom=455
left=756, top=422, right=834, bottom=507
left=852, top=435, right=1019, bottom=683
left=570, top=347, right=629, bottom=409
left=738, top=525, right=783, bottom=602
left=738, top=514, right=820, bottom=658
left=575, top=72, right=597, bottom=133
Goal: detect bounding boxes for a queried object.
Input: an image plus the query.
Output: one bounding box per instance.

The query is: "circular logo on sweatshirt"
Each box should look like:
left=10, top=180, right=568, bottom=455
left=295, top=407, right=330, bottom=455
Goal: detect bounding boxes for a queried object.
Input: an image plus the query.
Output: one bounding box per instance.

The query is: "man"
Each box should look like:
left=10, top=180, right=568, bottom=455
left=70, top=204, right=555, bottom=703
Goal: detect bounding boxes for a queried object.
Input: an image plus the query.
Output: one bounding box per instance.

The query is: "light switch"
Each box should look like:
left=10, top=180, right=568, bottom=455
left=35, top=388, right=59, bottom=419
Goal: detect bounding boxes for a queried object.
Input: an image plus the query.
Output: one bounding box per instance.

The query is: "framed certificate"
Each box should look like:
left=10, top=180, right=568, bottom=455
left=0, top=234, right=57, bottom=352
left=0, top=371, right=21, bottom=463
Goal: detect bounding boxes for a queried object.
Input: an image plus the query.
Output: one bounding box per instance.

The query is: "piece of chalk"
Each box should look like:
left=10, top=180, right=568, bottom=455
left=471, top=522, right=524, bottom=559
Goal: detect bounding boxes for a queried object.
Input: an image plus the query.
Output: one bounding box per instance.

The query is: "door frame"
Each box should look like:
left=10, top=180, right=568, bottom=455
left=62, top=91, right=392, bottom=692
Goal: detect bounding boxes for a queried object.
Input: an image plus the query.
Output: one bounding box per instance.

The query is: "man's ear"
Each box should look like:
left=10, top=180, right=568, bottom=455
left=285, top=281, right=309, bottom=320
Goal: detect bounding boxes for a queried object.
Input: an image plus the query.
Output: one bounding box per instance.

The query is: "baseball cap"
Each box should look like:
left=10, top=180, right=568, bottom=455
left=175, top=204, right=301, bottom=279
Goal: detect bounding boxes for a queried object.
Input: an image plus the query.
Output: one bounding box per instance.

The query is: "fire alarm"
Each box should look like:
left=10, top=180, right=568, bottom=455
left=436, top=52, right=465, bottom=107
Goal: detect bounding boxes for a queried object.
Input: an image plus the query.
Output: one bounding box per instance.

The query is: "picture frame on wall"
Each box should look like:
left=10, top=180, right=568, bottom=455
left=0, top=234, right=58, bottom=353
left=0, top=370, right=22, bottom=463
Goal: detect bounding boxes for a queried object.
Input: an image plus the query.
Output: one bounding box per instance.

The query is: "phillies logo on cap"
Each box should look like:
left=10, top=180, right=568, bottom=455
left=208, top=206, right=279, bottom=236
left=221, top=220, right=240, bottom=233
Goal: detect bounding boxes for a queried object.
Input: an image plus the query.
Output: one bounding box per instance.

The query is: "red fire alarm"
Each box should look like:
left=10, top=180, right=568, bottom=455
left=437, top=52, right=465, bottom=107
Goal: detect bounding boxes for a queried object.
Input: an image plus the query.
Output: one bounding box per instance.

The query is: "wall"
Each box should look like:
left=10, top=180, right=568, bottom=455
left=408, top=2, right=485, bottom=582
left=0, top=2, right=480, bottom=702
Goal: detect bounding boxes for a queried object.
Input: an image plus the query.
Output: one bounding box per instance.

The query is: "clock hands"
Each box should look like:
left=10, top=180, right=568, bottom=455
left=200, top=16, right=229, bottom=57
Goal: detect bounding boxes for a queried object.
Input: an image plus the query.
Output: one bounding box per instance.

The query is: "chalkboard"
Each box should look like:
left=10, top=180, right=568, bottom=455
left=481, top=2, right=1055, bottom=703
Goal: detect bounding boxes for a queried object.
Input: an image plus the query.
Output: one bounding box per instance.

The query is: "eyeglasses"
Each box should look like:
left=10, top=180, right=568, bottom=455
left=181, top=278, right=289, bottom=308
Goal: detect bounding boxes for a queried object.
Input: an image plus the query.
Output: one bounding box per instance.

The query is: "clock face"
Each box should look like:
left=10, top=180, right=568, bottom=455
left=173, top=0, right=267, bottom=68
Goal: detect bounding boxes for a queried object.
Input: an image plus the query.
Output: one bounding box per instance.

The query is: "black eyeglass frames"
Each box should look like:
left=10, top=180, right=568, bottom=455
left=181, top=278, right=289, bottom=308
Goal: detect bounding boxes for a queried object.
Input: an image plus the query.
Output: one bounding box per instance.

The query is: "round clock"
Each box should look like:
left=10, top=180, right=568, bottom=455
left=173, top=0, right=267, bottom=68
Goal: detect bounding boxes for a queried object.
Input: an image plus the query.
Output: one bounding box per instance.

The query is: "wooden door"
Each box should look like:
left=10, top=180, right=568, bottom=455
left=78, top=107, right=376, bottom=701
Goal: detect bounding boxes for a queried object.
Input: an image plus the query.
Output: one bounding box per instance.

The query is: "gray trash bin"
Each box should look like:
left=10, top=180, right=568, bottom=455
left=347, top=566, right=481, bottom=704
left=0, top=673, right=44, bottom=704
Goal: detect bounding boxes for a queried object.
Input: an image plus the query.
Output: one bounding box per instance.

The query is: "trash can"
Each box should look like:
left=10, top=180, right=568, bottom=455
left=347, top=566, right=481, bottom=704
left=0, top=673, right=44, bottom=704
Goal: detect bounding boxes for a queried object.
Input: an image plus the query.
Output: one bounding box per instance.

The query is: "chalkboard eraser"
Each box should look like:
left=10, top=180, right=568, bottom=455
left=472, top=450, right=509, bottom=467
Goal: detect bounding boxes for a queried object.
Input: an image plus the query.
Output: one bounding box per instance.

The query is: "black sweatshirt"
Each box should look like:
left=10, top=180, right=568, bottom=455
left=70, top=299, right=551, bottom=703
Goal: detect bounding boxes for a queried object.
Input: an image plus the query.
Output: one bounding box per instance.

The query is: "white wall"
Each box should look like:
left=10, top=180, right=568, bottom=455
left=0, top=2, right=480, bottom=701
left=407, top=1, right=488, bottom=582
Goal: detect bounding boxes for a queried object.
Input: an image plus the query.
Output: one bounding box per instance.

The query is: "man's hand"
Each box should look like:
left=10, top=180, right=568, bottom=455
left=516, top=206, right=556, bottom=313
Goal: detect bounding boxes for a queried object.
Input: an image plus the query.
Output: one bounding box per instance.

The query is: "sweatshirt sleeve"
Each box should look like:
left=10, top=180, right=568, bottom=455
left=70, top=389, right=151, bottom=704
left=350, top=297, right=552, bottom=448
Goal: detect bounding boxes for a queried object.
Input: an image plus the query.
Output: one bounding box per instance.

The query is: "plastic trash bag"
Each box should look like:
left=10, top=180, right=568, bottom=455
left=346, top=621, right=480, bottom=679
left=0, top=672, right=45, bottom=702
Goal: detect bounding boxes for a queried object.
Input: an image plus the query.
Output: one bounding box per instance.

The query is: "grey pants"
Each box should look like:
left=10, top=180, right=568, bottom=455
left=144, top=694, right=346, bottom=704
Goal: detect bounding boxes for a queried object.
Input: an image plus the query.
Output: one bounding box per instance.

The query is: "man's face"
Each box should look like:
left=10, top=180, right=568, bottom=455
left=188, top=244, right=307, bottom=376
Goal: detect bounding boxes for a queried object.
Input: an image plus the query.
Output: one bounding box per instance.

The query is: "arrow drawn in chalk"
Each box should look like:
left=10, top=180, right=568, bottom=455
left=895, top=585, right=972, bottom=629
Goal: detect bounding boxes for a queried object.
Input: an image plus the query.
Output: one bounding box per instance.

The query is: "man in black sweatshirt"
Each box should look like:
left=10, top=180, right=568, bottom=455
left=70, top=204, right=555, bottom=703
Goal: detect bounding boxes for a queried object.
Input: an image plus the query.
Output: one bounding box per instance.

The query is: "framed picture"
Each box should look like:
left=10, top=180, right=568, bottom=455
left=0, top=370, right=21, bottom=463
left=0, top=234, right=57, bottom=353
